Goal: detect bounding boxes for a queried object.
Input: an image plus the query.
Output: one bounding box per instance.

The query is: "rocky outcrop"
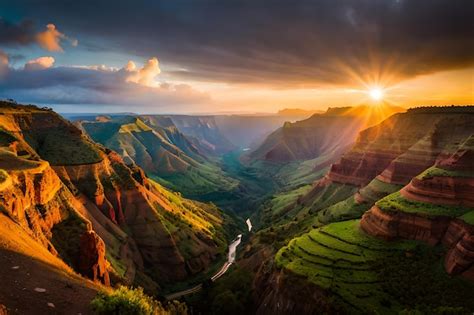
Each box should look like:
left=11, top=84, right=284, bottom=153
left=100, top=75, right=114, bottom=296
left=360, top=206, right=451, bottom=245
left=0, top=151, right=111, bottom=285
left=443, top=220, right=474, bottom=281
left=401, top=176, right=474, bottom=207
left=79, top=229, right=110, bottom=286
left=254, top=267, right=337, bottom=315
left=361, top=207, right=474, bottom=280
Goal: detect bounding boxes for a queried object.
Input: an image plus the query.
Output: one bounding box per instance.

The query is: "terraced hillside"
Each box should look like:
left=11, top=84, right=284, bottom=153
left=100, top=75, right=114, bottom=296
left=273, top=220, right=474, bottom=313
left=79, top=115, right=238, bottom=197
left=0, top=101, right=236, bottom=296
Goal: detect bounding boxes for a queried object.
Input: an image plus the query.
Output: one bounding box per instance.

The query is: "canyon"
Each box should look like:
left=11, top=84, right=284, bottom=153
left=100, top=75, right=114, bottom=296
left=0, top=102, right=473, bottom=314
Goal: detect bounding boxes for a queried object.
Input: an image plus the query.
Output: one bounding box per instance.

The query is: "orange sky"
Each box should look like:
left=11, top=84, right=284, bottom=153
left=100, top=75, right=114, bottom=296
left=182, top=66, right=474, bottom=113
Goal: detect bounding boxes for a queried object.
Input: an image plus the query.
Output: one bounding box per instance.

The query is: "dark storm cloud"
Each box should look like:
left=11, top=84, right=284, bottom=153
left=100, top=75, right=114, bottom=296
left=2, top=0, right=473, bottom=86
left=0, top=18, right=35, bottom=45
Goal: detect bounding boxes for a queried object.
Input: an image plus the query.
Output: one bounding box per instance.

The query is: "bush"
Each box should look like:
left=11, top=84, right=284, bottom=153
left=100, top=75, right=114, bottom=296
left=91, top=286, right=187, bottom=315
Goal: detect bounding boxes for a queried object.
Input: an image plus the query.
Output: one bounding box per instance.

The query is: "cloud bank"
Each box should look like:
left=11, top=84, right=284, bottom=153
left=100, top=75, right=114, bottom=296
left=2, top=0, right=471, bottom=87
left=0, top=57, right=210, bottom=111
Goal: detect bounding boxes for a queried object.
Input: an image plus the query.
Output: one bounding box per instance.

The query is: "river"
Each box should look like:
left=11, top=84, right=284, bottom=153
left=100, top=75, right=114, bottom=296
left=165, top=218, right=252, bottom=300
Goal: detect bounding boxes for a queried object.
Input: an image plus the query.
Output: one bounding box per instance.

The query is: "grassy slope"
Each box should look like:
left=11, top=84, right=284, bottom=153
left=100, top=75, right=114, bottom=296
left=276, top=220, right=474, bottom=313
left=418, top=166, right=474, bottom=179
left=376, top=191, right=473, bottom=218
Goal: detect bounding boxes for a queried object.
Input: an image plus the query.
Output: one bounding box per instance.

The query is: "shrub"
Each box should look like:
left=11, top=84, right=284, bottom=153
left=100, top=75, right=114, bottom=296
left=91, top=286, right=187, bottom=315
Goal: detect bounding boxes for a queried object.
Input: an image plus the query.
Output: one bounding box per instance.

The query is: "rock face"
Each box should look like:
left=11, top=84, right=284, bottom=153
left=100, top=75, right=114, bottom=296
left=0, top=101, right=230, bottom=290
left=401, top=176, right=474, bottom=207
left=327, top=111, right=473, bottom=187
left=361, top=207, right=474, bottom=280
left=443, top=220, right=474, bottom=281
left=253, top=267, right=337, bottom=315
left=360, top=206, right=451, bottom=245
left=79, top=229, right=110, bottom=286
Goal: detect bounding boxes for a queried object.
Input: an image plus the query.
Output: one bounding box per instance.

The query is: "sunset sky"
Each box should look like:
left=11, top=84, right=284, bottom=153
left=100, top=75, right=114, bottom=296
left=0, top=0, right=473, bottom=114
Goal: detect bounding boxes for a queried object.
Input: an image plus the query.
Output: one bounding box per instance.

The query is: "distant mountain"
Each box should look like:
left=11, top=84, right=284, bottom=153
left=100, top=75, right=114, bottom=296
left=249, top=104, right=404, bottom=163
left=277, top=108, right=325, bottom=116
left=166, top=115, right=237, bottom=155
left=78, top=115, right=238, bottom=197
left=214, top=115, right=312, bottom=148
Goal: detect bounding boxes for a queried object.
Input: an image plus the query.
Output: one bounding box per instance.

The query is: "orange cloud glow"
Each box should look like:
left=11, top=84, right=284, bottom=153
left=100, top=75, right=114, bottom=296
left=36, top=24, right=77, bottom=52
left=24, top=56, right=55, bottom=70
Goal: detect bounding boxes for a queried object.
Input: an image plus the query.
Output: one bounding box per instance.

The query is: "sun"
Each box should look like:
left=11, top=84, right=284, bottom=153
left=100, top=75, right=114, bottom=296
left=369, top=88, right=384, bottom=101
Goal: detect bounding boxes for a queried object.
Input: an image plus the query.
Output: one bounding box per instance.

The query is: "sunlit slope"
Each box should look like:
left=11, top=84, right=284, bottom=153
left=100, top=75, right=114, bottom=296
left=249, top=105, right=403, bottom=163
left=0, top=212, right=102, bottom=314
left=80, top=115, right=238, bottom=197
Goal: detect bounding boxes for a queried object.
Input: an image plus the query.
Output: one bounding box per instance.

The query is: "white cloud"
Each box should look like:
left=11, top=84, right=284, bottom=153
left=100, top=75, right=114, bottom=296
left=125, top=57, right=161, bottom=87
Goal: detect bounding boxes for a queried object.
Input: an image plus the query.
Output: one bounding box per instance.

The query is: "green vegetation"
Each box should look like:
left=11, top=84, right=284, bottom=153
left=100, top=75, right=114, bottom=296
left=418, top=166, right=474, bottom=179
left=376, top=192, right=473, bottom=217
left=377, top=246, right=474, bottom=313
left=313, top=179, right=403, bottom=225
left=317, top=196, right=369, bottom=224
left=0, top=129, right=17, bottom=146
left=460, top=210, right=474, bottom=225
left=91, top=286, right=187, bottom=315
left=266, top=185, right=312, bottom=217
left=275, top=220, right=474, bottom=313
left=0, top=169, right=8, bottom=183
left=154, top=162, right=238, bottom=198
left=31, top=127, right=102, bottom=165
left=83, top=118, right=239, bottom=202
left=358, top=178, right=403, bottom=203
left=184, top=266, right=254, bottom=315
left=417, top=166, right=474, bottom=179
left=51, top=209, right=89, bottom=268
left=276, top=220, right=418, bottom=313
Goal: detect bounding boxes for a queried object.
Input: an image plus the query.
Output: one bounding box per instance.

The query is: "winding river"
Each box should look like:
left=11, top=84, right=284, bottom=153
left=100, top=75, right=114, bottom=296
left=165, top=218, right=251, bottom=300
